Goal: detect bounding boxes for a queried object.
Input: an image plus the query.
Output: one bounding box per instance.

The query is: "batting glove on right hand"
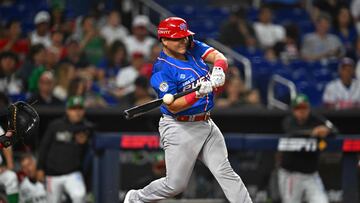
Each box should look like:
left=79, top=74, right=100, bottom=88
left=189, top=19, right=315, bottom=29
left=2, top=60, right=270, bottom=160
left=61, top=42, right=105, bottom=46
left=210, top=66, right=225, bottom=88
left=196, top=80, right=213, bottom=98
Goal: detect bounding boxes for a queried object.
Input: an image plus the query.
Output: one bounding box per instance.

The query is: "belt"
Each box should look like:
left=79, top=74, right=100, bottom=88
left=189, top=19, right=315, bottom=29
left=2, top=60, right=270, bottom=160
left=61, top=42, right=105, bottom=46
left=175, top=112, right=210, bottom=122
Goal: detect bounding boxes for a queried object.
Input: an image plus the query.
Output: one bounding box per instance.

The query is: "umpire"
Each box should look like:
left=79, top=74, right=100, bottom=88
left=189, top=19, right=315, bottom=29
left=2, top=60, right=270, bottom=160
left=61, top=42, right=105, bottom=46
left=278, top=94, right=337, bottom=203
left=37, top=96, right=92, bottom=203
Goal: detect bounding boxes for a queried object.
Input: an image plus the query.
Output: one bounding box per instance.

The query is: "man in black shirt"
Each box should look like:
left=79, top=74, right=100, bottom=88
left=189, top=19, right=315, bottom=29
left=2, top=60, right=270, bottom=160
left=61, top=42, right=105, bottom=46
left=37, top=96, right=92, bottom=203
left=278, top=94, right=336, bottom=203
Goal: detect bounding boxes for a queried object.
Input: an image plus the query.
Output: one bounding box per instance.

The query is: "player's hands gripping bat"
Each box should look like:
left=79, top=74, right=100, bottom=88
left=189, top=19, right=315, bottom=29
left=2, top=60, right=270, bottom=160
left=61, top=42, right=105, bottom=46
left=0, top=101, right=39, bottom=148
left=124, top=86, right=201, bottom=120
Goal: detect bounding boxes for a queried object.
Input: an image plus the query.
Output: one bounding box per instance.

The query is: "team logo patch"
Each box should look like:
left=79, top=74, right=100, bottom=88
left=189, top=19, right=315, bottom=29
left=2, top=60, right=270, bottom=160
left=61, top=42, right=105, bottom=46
left=159, top=82, right=169, bottom=92
left=179, top=23, right=187, bottom=31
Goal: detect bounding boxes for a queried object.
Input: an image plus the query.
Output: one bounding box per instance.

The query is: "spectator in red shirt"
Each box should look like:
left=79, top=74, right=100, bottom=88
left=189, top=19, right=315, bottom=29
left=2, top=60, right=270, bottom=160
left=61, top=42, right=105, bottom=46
left=50, top=30, right=67, bottom=60
left=0, top=20, right=29, bottom=61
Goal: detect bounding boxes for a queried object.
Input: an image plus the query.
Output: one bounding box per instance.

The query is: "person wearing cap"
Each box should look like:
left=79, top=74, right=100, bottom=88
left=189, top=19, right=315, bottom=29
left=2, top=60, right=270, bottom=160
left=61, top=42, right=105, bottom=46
left=278, top=94, right=337, bottom=203
left=30, top=11, right=52, bottom=47
left=121, top=76, right=154, bottom=107
left=323, top=57, right=360, bottom=109
left=37, top=96, right=93, bottom=203
left=100, top=10, right=129, bottom=46
left=0, top=51, right=22, bottom=95
left=124, top=15, right=156, bottom=60
left=115, top=52, right=146, bottom=98
left=27, top=71, right=63, bottom=106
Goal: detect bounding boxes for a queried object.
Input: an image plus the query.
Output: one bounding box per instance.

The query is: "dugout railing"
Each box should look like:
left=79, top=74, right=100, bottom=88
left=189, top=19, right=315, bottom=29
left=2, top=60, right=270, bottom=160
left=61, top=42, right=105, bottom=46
left=93, top=133, right=360, bottom=203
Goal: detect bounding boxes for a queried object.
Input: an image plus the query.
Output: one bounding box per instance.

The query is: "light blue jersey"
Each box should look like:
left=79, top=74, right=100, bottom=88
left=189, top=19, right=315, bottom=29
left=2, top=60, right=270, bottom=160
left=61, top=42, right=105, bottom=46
left=150, top=40, right=215, bottom=116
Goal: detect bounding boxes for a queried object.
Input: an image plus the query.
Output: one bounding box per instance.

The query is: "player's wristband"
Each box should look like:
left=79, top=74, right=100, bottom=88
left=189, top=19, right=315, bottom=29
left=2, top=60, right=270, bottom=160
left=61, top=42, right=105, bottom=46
left=214, top=59, right=228, bottom=72
left=184, top=92, right=199, bottom=106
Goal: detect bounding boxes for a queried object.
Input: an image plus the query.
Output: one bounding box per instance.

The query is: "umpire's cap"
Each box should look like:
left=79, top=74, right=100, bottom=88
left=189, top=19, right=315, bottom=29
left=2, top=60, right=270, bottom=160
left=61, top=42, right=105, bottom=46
left=157, top=17, right=194, bottom=39
left=291, top=94, right=310, bottom=109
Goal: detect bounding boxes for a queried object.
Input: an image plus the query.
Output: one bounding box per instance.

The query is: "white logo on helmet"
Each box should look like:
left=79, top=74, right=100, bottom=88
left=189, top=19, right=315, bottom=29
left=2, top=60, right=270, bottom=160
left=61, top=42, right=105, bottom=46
left=179, top=23, right=187, bottom=31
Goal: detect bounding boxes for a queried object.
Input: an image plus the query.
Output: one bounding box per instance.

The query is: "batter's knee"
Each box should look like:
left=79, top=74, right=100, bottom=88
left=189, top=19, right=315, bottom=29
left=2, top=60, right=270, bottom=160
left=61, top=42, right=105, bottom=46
left=69, top=193, right=86, bottom=203
left=68, top=188, right=86, bottom=203
left=212, top=161, right=241, bottom=181
left=165, top=179, right=188, bottom=196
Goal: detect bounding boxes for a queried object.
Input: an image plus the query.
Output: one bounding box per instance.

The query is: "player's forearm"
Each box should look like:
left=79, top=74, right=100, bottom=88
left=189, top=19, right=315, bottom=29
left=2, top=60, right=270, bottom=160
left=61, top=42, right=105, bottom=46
left=3, top=147, right=14, bottom=170
left=204, top=50, right=228, bottom=69
left=166, top=92, right=198, bottom=114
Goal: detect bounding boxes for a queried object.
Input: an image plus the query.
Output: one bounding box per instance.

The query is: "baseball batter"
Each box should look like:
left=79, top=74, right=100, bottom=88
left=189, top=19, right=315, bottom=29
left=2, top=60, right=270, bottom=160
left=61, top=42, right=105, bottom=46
left=124, top=17, right=252, bottom=203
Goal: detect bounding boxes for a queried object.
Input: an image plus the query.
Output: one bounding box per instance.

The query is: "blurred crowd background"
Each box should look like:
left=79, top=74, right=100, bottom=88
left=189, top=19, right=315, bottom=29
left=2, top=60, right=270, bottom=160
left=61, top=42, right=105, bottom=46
left=0, top=0, right=359, bottom=110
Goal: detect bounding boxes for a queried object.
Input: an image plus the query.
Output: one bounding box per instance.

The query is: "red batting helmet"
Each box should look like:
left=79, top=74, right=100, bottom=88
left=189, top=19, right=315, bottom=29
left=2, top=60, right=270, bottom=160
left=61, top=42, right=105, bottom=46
left=157, top=17, right=195, bottom=39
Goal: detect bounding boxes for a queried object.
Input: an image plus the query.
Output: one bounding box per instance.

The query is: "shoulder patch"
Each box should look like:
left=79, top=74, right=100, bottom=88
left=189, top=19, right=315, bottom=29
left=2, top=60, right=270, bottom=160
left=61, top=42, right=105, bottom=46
left=159, top=82, right=169, bottom=92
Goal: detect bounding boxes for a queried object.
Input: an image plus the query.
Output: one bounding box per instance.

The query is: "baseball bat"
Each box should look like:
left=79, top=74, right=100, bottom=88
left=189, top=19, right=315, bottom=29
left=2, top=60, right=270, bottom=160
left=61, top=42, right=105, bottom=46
left=124, top=86, right=201, bottom=120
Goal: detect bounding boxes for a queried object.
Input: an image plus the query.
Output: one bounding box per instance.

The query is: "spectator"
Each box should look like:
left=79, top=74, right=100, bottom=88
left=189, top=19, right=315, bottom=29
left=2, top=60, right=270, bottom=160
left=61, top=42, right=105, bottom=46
left=27, top=47, right=60, bottom=93
left=44, top=47, right=61, bottom=71
left=82, top=75, right=107, bottom=108
left=333, top=7, right=358, bottom=55
left=218, top=8, right=255, bottom=48
left=323, top=57, right=360, bottom=109
left=27, top=71, right=63, bottom=106
left=235, top=36, right=263, bottom=60
left=115, top=52, right=146, bottom=98
left=253, top=6, right=285, bottom=48
left=313, top=0, right=348, bottom=20
left=351, top=0, right=360, bottom=33
left=100, top=10, right=129, bottom=46
left=50, top=30, right=67, bottom=59
left=18, top=44, right=46, bottom=90
left=353, top=38, right=360, bottom=78
left=50, top=5, right=66, bottom=31
left=274, top=24, right=301, bottom=63
left=301, top=13, right=345, bottom=61
left=122, top=76, right=154, bottom=107
left=216, top=67, right=261, bottom=108
left=97, top=40, right=128, bottom=82
left=78, top=15, right=105, bottom=65
left=0, top=157, right=18, bottom=203
left=0, top=20, right=29, bottom=61
left=37, top=96, right=92, bottom=203
left=124, top=15, right=156, bottom=59
left=0, top=51, right=22, bottom=95
left=19, top=154, right=47, bottom=203
left=68, top=77, right=86, bottom=98
left=30, top=11, right=52, bottom=47
left=62, top=38, right=90, bottom=69
left=279, top=94, right=335, bottom=203
left=68, top=77, right=107, bottom=108
left=140, top=42, right=162, bottom=79
left=53, top=62, right=76, bottom=101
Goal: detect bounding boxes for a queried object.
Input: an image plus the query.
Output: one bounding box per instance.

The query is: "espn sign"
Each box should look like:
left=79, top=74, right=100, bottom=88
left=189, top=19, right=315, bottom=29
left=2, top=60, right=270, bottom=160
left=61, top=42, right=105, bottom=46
left=278, top=138, right=318, bottom=152
left=342, top=139, right=360, bottom=152
left=121, top=135, right=160, bottom=149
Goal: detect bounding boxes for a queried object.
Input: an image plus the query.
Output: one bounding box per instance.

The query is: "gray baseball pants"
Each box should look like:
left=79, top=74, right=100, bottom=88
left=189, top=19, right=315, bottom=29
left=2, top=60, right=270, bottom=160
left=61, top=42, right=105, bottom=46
left=278, top=168, right=328, bottom=203
left=128, top=115, right=252, bottom=203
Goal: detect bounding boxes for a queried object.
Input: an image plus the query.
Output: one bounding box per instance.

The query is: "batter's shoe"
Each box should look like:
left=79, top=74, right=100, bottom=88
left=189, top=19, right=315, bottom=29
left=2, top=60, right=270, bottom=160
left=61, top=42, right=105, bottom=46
left=124, top=190, right=136, bottom=203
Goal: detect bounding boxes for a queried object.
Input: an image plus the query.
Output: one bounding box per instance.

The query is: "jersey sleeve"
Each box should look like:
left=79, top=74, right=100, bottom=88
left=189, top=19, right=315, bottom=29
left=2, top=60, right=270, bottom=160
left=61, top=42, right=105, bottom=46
left=150, top=65, right=177, bottom=98
left=191, top=40, right=215, bottom=60
left=322, top=82, right=336, bottom=104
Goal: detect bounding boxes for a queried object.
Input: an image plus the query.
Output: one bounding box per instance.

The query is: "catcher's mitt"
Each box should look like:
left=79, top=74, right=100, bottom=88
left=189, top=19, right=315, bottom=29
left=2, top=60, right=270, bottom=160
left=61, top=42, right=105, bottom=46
left=0, top=101, right=39, bottom=148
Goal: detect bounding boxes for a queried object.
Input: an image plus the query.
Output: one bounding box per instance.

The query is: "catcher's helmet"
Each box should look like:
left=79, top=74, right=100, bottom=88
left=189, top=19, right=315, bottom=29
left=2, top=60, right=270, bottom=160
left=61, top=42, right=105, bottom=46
left=157, top=17, right=194, bottom=39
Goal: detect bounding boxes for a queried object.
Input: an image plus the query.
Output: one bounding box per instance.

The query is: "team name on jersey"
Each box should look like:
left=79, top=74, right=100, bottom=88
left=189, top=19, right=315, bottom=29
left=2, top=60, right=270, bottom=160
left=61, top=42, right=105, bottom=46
left=182, top=75, right=209, bottom=91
